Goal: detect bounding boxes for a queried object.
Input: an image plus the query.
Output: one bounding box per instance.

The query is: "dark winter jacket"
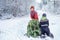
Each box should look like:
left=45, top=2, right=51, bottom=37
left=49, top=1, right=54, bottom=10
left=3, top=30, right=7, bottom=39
left=39, top=17, right=49, bottom=28
left=30, top=10, right=38, bottom=20
left=39, top=16, right=50, bottom=36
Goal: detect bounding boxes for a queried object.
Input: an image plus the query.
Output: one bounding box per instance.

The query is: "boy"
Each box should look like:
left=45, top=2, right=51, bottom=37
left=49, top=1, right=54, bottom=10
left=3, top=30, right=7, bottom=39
left=26, top=6, right=41, bottom=37
left=30, top=6, right=38, bottom=20
left=39, top=13, right=54, bottom=38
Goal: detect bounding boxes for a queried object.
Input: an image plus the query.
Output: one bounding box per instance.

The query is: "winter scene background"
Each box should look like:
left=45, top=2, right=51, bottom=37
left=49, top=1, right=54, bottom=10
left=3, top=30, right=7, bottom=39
left=0, top=0, right=60, bottom=40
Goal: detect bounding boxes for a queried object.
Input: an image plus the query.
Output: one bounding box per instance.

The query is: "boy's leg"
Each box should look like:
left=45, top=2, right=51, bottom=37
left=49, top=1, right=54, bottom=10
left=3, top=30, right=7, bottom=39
left=45, top=28, right=54, bottom=38
left=41, top=28, right=45, bottom=35
left=49, top=33, right=54, bottom=38
left=45, top=28, right=50, bottom=36
left=40, top=29, right=46, bottom=38
left=40, top=33, right=46, bottom=38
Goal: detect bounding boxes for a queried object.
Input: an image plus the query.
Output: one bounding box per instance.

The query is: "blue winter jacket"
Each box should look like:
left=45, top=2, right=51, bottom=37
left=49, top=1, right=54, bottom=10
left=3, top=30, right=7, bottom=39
left=39, top=17, right=49, bottom=28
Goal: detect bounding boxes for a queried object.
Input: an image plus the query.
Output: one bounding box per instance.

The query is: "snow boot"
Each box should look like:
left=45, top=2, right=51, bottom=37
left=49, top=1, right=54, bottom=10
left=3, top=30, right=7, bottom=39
left=49, top=33, right=54, bottom=38
left=40, top=35, right=46, bottom=38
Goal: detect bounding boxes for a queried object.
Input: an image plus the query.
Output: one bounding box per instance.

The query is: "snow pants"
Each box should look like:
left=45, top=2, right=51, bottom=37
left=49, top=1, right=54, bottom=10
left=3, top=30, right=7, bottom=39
left=41, top=27, right=50, bottom=36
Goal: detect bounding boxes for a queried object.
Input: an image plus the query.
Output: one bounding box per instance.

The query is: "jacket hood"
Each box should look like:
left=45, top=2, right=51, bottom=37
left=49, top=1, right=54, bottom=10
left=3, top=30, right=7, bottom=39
left=41, top=17, right=47, bottom=21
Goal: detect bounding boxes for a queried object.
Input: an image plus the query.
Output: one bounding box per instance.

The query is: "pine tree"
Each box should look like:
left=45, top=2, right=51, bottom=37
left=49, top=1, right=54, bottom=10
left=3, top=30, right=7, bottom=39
left=27, top=19, right=41, bottom=38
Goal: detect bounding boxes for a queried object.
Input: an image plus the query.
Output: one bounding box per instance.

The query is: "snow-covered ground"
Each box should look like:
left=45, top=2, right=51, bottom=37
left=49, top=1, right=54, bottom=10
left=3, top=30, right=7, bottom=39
left=0, top=10, right=60, bottom=40
left=0, top=0, right=60, bottom=40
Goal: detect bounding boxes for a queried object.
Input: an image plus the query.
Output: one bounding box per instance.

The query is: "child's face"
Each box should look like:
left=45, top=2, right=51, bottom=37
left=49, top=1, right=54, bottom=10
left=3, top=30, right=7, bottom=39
left=30, top=8, right=34, bottom=11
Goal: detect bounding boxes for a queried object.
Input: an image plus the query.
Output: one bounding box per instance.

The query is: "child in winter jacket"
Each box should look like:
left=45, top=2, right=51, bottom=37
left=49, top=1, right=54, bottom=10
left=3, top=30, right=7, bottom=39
left=30, top=6, right=38, bottom=20
left=26, top=6, right=41, bottom=38
left=39, top=13, right=54, bottom=38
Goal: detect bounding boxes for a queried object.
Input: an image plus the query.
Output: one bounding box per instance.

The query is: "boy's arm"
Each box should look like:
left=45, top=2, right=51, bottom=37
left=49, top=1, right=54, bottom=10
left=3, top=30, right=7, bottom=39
left=39, top=22, right=41, bottom=28
left=35, top=12, right=38, bottom=20
left=47, top=20, right=49, bottom=26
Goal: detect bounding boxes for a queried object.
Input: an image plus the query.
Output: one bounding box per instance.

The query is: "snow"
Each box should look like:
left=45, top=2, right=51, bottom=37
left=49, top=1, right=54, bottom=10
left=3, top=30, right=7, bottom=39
left=0, top=10, right=60, bottom=40
left=0, top=16, right=30, bottom=40
left=0, top=0, right=60, bottom=40
left=35, top=0, right=42, bottom=3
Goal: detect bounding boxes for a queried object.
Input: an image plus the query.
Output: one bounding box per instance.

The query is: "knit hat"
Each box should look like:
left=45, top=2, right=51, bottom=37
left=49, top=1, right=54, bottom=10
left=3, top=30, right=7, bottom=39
left=42, top=13, right=46, bottom=17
